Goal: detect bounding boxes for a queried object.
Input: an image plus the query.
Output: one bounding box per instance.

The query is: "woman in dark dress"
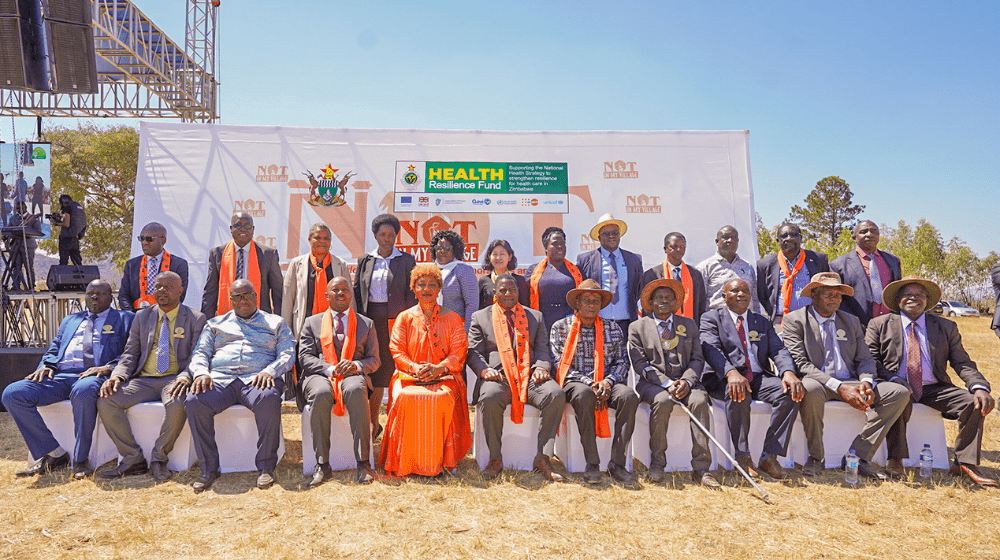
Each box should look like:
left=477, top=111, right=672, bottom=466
left=477, top=239, right=529, bottom=309
left=353, top=213, right=416, bottom=440
left=523, top=227, right=582, bottom=333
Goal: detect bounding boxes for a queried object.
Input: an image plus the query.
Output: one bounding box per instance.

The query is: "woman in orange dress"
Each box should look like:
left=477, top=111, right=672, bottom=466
left=378, top=264, right=472, bottom=476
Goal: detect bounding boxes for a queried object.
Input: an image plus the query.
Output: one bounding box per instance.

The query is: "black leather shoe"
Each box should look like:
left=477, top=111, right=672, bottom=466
left=842, top=456, right=888, bottom=481
left=193, top=471, right=219, bottom=493
left=583, top=464, right=602, bottom=485
left=99, top=459, right=149, bottom=479
left=646, top=467, right=664, bottom=483
left=801, top=456, right=825, bottom=476
left=356, top=464, right=375, bottom=485
left=151, top=461, right=172, bottom=482
left=257, top=470, right=276, bottom=489
left=15, top=453, right=69, bottom=477
left=608, top=462, right=634, bottom=484
left=309, top=463, right=333, bottom=488
left=72, top=461, right=92, bottom=480
left=694, top=470, right=721, bottom=488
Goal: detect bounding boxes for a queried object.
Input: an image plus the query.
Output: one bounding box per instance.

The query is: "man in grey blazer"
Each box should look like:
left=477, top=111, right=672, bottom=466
left=628, top=278, right=717, bottom=487
left=97, top=271, right=208, bottom=481
left=783, top=272, right=909, bottom=480
left=830, top=221, right=901, bottom=327
left=201, top=212, right=283, bottom=317
left=467, top=274, right=565, bottom=481
left=756, top=223, right=830, bottom=327
left=281, top=223, right=352, bottom=339
left=297, top=277, right=380, bottom=486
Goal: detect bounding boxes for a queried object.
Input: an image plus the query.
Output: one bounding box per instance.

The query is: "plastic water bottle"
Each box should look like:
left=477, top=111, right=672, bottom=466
left=919, top=444, right=933, bottom=479
left=845, top=449, right=859, bottom=485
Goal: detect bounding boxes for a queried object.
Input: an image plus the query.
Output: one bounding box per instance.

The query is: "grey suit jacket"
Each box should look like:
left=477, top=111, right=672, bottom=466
left=466, top=305, right=551, bottom=404
left=110, top=304, right=208, bottom=381
left=297, top=311, right=380, bottom=383
left=866, top=313, right=989, bottom=392
left=201, top=241, right=283, bottom=317
left=280, top=252, right=352, bottom=337
left=782, top=305, right=876, bottom=386
left=830, top=249, right=901, bottom=326
left=627, top=314, right=703, bottom=388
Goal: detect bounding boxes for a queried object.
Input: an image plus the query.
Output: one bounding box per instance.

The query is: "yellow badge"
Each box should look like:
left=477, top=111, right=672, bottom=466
left=102, top=325, right=114, bottom=334
left=747, top=330, right=761, bottom=342
left=173, top=327, right=185, bottom=339
left=662, top=337, right=679, bottom=351
left=675, top=324, right=687, bottom=337
left=835, top=329, right=847, bottom=341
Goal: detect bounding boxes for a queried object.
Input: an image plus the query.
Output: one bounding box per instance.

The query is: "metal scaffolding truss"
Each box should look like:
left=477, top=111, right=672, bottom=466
left=0, top=0, right=218, bottom=122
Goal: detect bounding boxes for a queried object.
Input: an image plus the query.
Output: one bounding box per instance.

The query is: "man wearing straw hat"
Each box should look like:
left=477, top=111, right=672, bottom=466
left=629, top=278, right=718, bottom=487
left=867, top=276, right=996, bottom=486
left=550, top=279, right=638, bottom=484
left=576, top=213, right=643, bottom=335
left=783, top=272, right=909, bottom=480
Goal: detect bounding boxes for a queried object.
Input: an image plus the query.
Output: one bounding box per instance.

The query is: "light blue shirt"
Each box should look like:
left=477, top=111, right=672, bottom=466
left=598, top=247, right=629, bottom=321
left=189, top=309, right=295, bottom=386
left=777, top=253, right=813, bottom=315
left=61, top=308, right=111, bottom=371
left=811, top=307, right=849, bottom=390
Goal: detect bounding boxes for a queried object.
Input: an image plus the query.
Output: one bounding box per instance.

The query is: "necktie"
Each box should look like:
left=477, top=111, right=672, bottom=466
left=335, top=312, right=345, bottom=335
left=606, top=252, right=620, bottom=304
left=236, top=248, right=245, bottom=280
left=673, top=266, right=682, bottom=281
left=156, top=315, right=171, bottom=374
left=505, top=309, right=516, bottom=344
left=866, top=254, right=883, bottom=304
left=659, top=319, right=672, bottom=340
left=822, top=319, right=838, bottom=377
left=906, top=323, right=923, bottom=402
left=146, top=257, right=158, bottom=295
left=736, top=315, right=752, bottom=381
left=82, top=313, right=97, bottom=369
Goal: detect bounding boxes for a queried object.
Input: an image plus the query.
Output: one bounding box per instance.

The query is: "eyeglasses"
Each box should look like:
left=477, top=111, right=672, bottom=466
left=231, top=223, right=253, bottom=231
left=137, top=235, right=163, bottom=243
left=777, top=232, right=801, bottom=240
left=434, top=245, right=454, bottom=252
left=230, top=292, right=256, bottom=302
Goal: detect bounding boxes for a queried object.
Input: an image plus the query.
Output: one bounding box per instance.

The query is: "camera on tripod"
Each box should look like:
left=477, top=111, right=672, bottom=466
left=45, top=212, right=64, bottom=224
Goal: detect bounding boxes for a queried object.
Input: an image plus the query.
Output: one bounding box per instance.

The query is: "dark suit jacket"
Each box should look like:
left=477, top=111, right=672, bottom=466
left=756, top=250, right=830, bottom=321
left=576, top=247, right=643, bottom=321
left=627, top=314, right=703, bottom=388
left=118, top=253, right=190, bottom=311
left=353, top=251, right=417, bottom=318
left=640, top=262, right=707, bottom=325
left=991, top=262, right=1000, bottom=339
left=201, top=241, right=283, bottom=317
left=110, top=304, right=207, bottom=381
left=297, top=311, right=381, bottom=383
left=40, top=309, right=134, bottom=372
left=782, top=305, right=876, bottom=386
left=466, top=305, right=551, bottom=404
left=830, top=249, right=901, bottom=327
left=699, top=307, right=795, bottom=385
left=865, top=313, right=990, bottom=392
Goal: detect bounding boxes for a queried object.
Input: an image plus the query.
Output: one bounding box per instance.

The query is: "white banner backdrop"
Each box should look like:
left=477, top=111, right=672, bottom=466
left=133, top=123, right=758, bottom=307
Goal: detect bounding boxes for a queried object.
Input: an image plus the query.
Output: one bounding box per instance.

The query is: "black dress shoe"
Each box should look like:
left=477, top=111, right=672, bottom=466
left=15, top=453, right=70, bottom=477
left=356, top=464, right=375, bottom=485
left=583, top=464, right=602, bottom=485
left=842, top=456, right=888, bottom=481
left=608, top=462, right=634, bottom=484
left=72, top=462, right=93, bottom=480
left=646, top=467, right=664, bottom=483
left=150, top=461, right=172, bottom=482
left=309, top=463, right=333, bottom=488
left=193, top=471, right=220, bottom=493
left=99, top=459, right=149, bottom=479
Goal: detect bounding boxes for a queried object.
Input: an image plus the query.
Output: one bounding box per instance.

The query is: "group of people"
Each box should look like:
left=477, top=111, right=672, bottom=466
left=2, top=210, right=995, bottom=492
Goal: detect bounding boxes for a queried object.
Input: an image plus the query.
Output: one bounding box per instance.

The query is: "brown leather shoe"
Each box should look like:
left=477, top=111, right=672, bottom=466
left=950, top=463, right=998, bottom=487
left=356, top=463, right=375, bottom=485
left=801, top=456, right=824, bottom=477
left=532, top=457, right=563, bottom=482
left=481, top=459, right=503, bottom=480
left=758, top=456, right=786, bottom=480
left=693, top=470, right=721, bottom=488
left=884, top=458, right=906, bottom=480
left=736, top=456, right=758, bottom=479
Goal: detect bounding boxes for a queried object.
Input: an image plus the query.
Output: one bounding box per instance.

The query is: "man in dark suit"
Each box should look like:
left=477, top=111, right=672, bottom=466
left=641, top=232, right=708, bottom=325
left=990, top=261, right=1000, bottom=341
left=783, top=272, right=909, bottom=480
left=700, top=278, right=802, bottom=480
left=467, top=274, right=565, bottom=481
left=97, top=271, right=207, bottom=481
left=576, top=213, right=643, bottom=333
left=298, top=277, right=381, bottom=487
left=119, top=222, right=190, bottom=312
left=2, top=280, right=133, bottom=479
left=867, top=276, right=997, bottom=486
left=830, top=220, right=901, bottom=327
left=628, top=279, right=717, bottom=487
left=201, top=212, right=282, bottom=317
left=756, top=223, right=829, bottom=328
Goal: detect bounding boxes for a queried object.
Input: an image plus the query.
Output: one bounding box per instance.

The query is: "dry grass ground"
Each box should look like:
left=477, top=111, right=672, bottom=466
left=2, top=317, right=999, bottom=559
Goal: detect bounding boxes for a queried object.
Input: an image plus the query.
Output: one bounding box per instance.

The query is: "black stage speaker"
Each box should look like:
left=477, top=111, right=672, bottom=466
left=0, top=348, right=47, bottom=412
left=42, top=0, right=96, bottom=93
left=0, top=0, right=47, bottom=91
left=46, top=264, right=99, bottom=291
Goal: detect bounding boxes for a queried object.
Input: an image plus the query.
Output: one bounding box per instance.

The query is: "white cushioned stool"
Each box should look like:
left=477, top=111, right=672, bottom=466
left=892, top=403, right=950, bottom=469
left=301, top=404, right=373, bottom=475
left=473, top=404, right=543, bottom=470
left=556, top=404, right=632, bottom=472
left=124, top=402, right=195, bottom=472
left=37, top=400, right=118, bottom=467
left=710, top=398, right=797, bottom=470
left=632, top=401, right=721, bottom=472
left=214, top=404, right=285, bottom=474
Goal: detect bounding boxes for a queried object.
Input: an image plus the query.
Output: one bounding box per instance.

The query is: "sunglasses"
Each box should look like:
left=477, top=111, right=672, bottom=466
left=137, top=235, right=163, bottom=243
left=230, top=292, right=256, bottom=302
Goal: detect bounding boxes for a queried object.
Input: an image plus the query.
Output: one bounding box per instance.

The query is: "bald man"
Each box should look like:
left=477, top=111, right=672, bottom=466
left=119, top=222, right=190, bottom=312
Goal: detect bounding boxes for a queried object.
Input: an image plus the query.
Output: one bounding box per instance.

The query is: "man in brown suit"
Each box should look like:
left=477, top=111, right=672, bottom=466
left=867, top=276, right=996, bottom=486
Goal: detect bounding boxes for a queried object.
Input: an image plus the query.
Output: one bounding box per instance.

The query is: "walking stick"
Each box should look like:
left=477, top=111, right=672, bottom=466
left=670, top=395, right=771, bottom=503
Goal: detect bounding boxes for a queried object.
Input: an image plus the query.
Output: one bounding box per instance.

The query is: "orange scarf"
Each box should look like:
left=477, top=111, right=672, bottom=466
left=217, top=242, right=261, bottom=315
left=529, top=258, right=582, bottom=310
left=134, top=252, right=172, bottom=308
left=310, top=252, right=331, bottom=315
left=556, top=314, right=611, bottom=438
left=493, top=302, right=531, bottom=424
left=777, top=250, right=805, bottom=316
left=664, top=260, right=694, bottom=319
left=320, top=308, right=358, bottom=417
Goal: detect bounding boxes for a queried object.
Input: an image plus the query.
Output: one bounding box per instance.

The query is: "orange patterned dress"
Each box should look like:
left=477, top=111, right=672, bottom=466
left=378, top=304, right=472, bottom=476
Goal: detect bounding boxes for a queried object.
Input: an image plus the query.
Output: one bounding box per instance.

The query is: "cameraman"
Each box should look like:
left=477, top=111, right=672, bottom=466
left=49, top=194, right=86, bottom=266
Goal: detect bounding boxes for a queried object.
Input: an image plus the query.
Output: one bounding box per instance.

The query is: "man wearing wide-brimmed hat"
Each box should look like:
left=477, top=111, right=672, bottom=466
left=628, top=278, right=718, bottom=487
left=783, top=272, right=909, bottom=480
left=550, top=279, right=639, bottom=485
left=867, top=276, right=997, bottom=486
left=576, top=213, right=643, bottom=335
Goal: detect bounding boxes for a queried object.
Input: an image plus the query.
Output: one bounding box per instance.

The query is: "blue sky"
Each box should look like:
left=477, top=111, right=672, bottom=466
left=8, top=1, right=998, bottom=254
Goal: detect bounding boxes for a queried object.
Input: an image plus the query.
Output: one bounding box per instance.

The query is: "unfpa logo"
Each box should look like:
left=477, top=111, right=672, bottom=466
left=626, top=194, right=661, bottom=214
left=255, top=164, right=289, bottom=182
left=235, top=199, right=266, bottom=217
left=603, top=160, right=638, bottom=179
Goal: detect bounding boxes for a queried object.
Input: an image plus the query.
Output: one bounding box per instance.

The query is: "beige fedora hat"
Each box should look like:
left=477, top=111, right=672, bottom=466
left=588, top=213, right=628, bottom=241
left=566, top=278, right=614, bottom=310
left=800, top=272, right=854, bottom=299
left=881, top=276, right=942, bottom=312
left=640, top=278, right=685, bottom=315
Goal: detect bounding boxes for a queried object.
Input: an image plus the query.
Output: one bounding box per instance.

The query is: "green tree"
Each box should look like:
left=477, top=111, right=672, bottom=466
left=38, top=124, right=138, bottom=270
left=788, top=176, right=865, bottom=251
left=755, top=212, right=778, bottom=257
